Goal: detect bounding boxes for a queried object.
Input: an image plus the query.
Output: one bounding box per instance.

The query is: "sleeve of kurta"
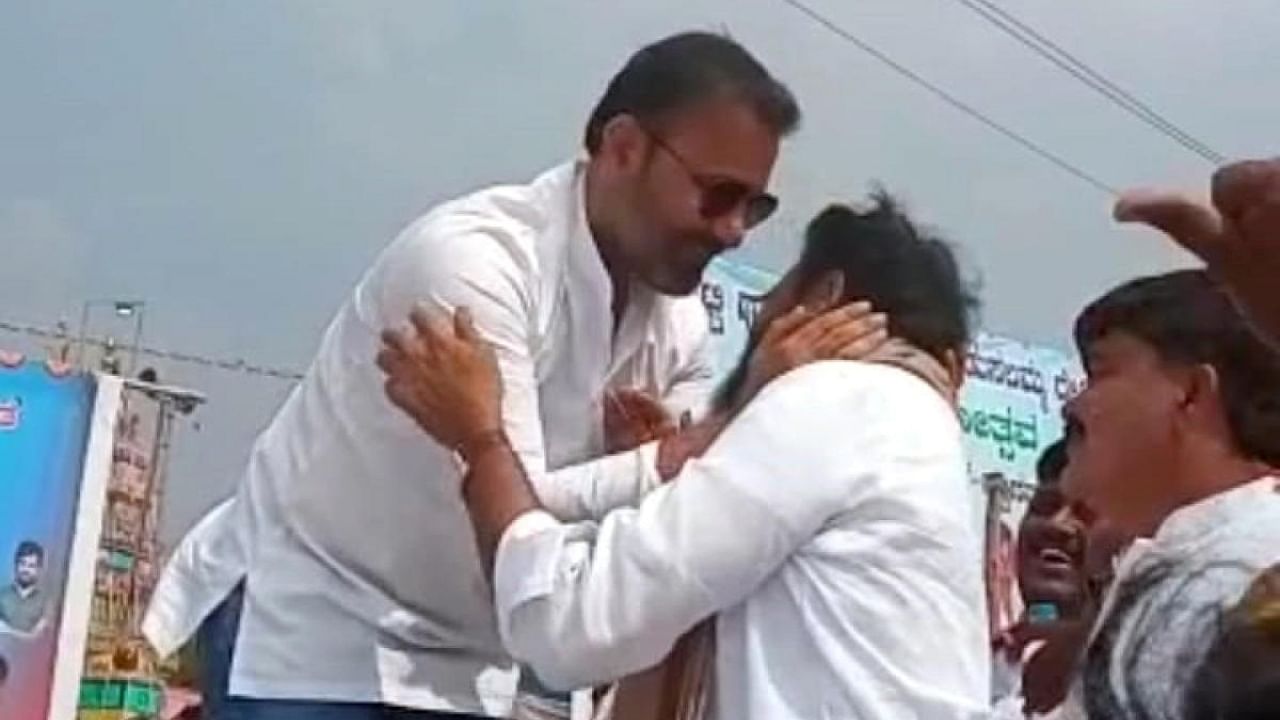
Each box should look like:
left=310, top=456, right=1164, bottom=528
left=368, top=217, right=664, bottom=524
left=490, top=362, right=876, bottom=691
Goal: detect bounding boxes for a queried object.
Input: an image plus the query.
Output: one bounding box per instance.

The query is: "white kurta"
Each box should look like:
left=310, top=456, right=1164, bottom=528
left=142, top=497, right=241, bottom=659
left=495, top=361, right=992, bottom=720
left=144, top=161, right=715, bottom=715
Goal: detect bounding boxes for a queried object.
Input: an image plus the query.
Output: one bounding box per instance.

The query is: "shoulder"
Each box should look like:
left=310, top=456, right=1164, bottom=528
left=727, top=361, right=963, bottom=484
left=1115, top=551, right=1263, bottom=648
left=754, top=360, right=953, bottom=422
left=1195, top=483, right=1280, bottom=571
left=357, top=163, right=581, bottom=322
left=377, top=162, right=579, bottom=282
left=750, top=361, right=965, bottom=477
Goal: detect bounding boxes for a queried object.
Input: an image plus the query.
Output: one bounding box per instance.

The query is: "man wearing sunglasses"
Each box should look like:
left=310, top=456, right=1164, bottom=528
left=144, top=32, right=863, bottom=720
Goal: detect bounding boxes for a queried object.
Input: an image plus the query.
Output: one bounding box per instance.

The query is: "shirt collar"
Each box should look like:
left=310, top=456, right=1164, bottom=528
left=1150, top=475, right=1279, bottom=552
left=564, top=159, right=661, bottom=372
left=12, top=582, right=38, bottom=599
left=565, top=159, right=613, bottom=314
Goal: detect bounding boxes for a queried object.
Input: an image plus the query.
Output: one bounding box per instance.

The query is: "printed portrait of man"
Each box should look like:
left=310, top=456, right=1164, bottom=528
left=0, top=541, right=48, bottom=634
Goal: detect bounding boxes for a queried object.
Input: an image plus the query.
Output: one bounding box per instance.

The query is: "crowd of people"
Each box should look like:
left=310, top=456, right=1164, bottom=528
left=140, top=31, right=1280, bottom=720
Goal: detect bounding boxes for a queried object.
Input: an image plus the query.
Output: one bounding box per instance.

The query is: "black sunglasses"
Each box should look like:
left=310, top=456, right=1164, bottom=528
left=644, top=130, right=779, bottom=229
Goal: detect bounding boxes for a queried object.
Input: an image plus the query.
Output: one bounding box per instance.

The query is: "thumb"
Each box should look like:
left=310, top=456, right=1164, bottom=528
left=1212, top=157, right=1280, bottom=221
left=1114, top=189, right=1226, bottom=264
left=454, top=306, right=481, bottom=342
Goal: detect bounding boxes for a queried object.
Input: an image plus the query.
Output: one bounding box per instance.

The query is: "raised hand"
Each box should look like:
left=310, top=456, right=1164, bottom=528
left=1116, top=157, right=1280, bottom=345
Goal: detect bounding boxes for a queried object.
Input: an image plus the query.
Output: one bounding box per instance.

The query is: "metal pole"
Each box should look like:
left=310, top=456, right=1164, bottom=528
left=76, top=301, right=92, bottom=370
left=128, top=305, right=145, bottom=376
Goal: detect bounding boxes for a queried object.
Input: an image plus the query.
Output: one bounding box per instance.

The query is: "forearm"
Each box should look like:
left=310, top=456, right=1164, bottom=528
left=535, top=408, right=732, bottom=520
left=460, top=434, right=542, bottom=574
left=467, top=403, right=727, bottom=564
left=533, top=445, right=663, bottom=522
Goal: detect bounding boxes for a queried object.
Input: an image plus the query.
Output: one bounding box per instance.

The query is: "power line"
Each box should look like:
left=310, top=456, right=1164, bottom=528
left=778, top=0, right=1118, bottom=196
left=956, top=0, right=1226, bottom=164
left=954, top=0, right=1227, bottom=165
left=0, top=319, right=304, bottom=382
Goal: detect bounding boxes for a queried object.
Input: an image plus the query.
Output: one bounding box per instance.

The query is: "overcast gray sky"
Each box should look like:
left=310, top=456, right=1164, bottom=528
left=2, top=0, right=1276, bottom=541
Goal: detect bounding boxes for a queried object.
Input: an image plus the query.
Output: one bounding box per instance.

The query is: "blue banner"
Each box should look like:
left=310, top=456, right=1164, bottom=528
left=0, top=362, right=95, bottom=719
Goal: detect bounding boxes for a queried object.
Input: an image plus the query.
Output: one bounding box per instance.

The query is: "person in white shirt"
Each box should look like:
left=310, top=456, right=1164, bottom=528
left=145, top=32, right=812, bottom=719
left=376, top=194, right=993, bottom=719
left=1050, top=269, right=1280, bottom=720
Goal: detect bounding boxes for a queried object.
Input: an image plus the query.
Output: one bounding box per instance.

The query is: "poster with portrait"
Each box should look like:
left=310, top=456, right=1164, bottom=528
left=0, top=361, right=95, bottom=718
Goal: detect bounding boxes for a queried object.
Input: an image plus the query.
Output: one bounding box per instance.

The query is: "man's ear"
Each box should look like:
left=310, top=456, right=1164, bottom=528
left=1181, top=363, right=1223, bottom=431
left=598, top=113, right=648, bottom=173
left=801, top=270, right=845, bottom=312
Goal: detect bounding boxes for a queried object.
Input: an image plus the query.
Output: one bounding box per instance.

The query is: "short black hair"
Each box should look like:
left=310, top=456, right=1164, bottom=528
left=1074, top=269, right=1280, bottom=466
left=15, top=540, right=43, bottom=565
left=1037, top=439, right=1068, bottom=485
left=584, top=32, right=800, bottom=153
left=794, top=191, right=978, bottom=363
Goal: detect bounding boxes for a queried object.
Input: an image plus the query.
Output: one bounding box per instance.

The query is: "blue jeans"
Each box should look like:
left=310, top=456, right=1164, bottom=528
left=197, top=584, right=491, bottom=720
